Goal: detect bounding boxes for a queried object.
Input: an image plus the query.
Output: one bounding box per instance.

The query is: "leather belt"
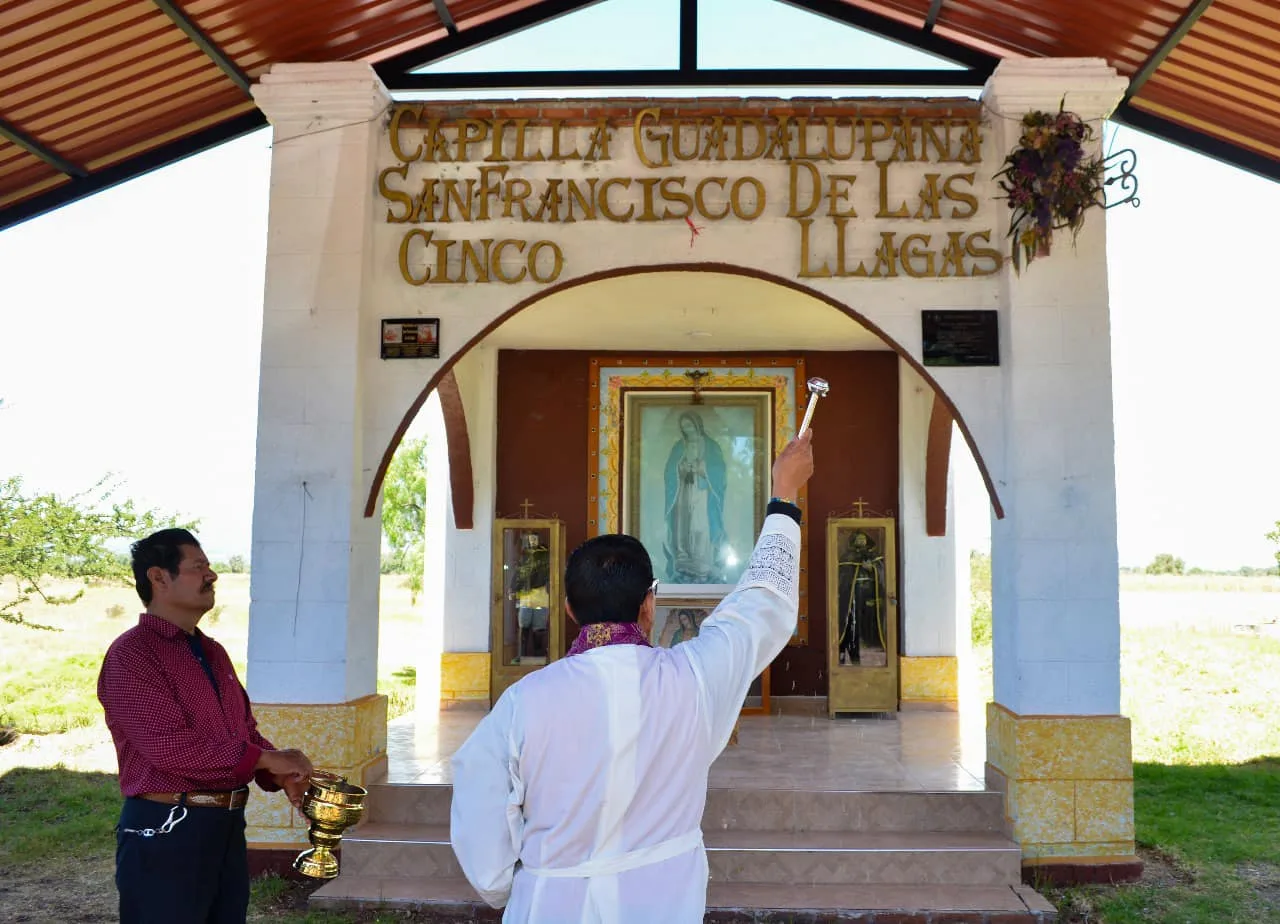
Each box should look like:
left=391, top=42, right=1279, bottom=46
left=138, top=788, right=249, bottom=810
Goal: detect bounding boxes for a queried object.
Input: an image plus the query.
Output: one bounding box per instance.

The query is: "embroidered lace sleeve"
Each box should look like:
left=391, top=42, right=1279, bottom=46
left=737, top=527, right=800, bottom=602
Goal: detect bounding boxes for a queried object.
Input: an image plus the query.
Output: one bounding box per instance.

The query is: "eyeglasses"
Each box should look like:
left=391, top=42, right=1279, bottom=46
left=647, top=578, right=660, bottom=597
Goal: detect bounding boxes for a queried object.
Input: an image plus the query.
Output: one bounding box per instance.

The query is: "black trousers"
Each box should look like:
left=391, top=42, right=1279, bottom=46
left=115, top=796, right=249, bottom=924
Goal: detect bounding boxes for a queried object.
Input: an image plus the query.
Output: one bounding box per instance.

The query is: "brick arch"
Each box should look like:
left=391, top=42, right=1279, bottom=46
left=363, top=263, right=1004, bottom=522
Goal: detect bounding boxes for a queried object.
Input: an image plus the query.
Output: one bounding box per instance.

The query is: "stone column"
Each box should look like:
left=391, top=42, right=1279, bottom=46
left=243, top=63, right=391, bottom=849
left=898, top=362, right=960, bottom=708
left=981, top=59, right=1138, bottom=879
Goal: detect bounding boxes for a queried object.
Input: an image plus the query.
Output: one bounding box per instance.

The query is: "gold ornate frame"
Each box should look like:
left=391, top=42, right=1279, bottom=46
left=588, top=355, right=809, bottom=645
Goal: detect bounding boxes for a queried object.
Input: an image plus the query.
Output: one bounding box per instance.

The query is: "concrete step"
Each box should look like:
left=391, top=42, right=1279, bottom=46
left=340, top=823, right=1023, bottom=886
left=312, top=875, right=1058, bottom=922
left=364, top=783, right=1007, bottom=833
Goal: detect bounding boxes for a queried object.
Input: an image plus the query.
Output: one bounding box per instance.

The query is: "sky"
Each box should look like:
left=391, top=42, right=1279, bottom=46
left=1, top=0, right=1278, bottom=570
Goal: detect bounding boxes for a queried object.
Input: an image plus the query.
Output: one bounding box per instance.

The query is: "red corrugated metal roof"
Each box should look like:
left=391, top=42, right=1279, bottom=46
left=1, top=0, right=1276, bottom=229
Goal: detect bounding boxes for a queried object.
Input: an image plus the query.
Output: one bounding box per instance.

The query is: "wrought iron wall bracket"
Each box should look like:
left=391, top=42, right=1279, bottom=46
left=1103, top=148, right=1140, bottom=209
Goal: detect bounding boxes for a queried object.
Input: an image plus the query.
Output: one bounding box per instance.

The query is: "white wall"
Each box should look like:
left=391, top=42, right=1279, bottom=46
left=898, top=362, right=959, bottom=657
left=441, top=345, right=498, bottom=653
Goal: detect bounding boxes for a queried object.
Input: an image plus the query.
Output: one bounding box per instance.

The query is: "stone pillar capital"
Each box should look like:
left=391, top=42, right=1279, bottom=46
left=982, top=57, right=1128, bottom=124
left=251, top=62, right=391, bottom=128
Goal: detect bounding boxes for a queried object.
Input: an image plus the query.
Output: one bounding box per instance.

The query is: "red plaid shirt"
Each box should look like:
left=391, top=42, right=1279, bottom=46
left=97, top=613, right=280, bottom=797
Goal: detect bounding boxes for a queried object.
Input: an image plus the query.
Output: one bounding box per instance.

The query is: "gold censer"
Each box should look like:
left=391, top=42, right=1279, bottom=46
left=293, top=770, right=368, bottom=879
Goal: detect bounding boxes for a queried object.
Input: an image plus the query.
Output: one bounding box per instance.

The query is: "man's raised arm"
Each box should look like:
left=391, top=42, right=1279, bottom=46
left=679, top=431, right=814, bottom=751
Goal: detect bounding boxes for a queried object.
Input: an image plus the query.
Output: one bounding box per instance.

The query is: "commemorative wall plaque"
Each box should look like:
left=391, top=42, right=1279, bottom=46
left=381, top=318, right=440, bottom=359
left=921, top=310, right=999, bottom=367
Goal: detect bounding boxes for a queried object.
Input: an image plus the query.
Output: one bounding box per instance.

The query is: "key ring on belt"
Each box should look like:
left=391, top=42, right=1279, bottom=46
left=120, top=804, right=188, bottom=838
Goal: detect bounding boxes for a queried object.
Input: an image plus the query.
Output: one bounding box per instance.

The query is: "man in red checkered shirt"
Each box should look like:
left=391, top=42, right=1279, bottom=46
left=98, top=528, right=315, bottom=924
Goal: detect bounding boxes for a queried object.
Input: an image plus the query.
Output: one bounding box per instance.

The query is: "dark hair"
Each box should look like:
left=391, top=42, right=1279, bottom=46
left=131, top=528, right=201, bottom=604
left=564, top=534, right=653, bottom=625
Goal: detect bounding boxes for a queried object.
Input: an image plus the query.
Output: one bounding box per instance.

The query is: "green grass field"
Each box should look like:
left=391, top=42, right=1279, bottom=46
left=3, top=569, right=1279, bottom=922
left=0, top=574, right=422, bottom=736
left=967, top=562, right=1280, bottom=922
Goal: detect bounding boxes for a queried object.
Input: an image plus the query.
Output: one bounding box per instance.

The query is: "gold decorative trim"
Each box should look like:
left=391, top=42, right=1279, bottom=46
left=900, top=655, right=958, bottom=704
left=441, top=652, right=490, bottom=702
left=986, top=704, right=1136, bottom=861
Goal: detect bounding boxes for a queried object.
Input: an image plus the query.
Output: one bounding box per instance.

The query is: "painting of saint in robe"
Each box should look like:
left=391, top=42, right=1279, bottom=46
left=662, top=411, right=728, bottom=584
left=836, top=528, right=888, bottom=667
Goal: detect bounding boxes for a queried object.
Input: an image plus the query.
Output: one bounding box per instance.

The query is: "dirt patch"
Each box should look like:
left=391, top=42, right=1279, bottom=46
left=249, top=878, right=500, bottom=923
left=1042, top=846, right=1197, bottom=923
left=1139, top=845, right=1195, bottom=888
left=0, top=857, right=117, bottom=924
left=0, top=725, right=118, bottom=776
left=1237, top=861, right=1280, bottom=911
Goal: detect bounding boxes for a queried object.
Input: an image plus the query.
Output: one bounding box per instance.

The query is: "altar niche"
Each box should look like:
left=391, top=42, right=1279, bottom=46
left=493, top=349, right=901, bottom=704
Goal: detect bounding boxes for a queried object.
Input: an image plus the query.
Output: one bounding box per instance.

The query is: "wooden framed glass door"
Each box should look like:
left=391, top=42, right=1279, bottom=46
left=826, top=517, right=898, bottom=715
left=490, top=518, right=565, bottom=703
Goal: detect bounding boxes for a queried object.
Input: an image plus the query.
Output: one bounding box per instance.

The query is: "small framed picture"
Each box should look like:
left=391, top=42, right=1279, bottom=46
left=381, top=318, right=440, bottom=359
left=653, top=595, right=770, bottom=715
left=651, top=598, right=716, bottom=649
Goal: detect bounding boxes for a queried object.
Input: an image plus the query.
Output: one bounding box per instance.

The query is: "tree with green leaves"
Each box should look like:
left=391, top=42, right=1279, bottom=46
left=1145, top=552, right=1185, bottom=576
left=0, top=475, right=196, bottom=630
left=381, top=437, right=426, bottom=600
left=1267, top=522, right=1280, bottom=571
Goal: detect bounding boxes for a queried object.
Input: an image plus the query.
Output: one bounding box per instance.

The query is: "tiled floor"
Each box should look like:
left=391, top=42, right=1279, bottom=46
left=383, top=703, right=989, bottom=791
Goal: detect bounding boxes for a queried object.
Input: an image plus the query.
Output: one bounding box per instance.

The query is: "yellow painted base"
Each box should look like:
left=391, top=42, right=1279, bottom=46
left=899, top=656, right=958, bottom=706
left=244, top=694, right=388, bottom=848
left=442, top=651, right=490, bottom=703
left=986, top=703, right=1135, bottom=863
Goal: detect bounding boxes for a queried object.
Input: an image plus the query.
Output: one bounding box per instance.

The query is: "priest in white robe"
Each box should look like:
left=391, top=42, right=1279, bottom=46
left=449, top=432, right=813, bottom=924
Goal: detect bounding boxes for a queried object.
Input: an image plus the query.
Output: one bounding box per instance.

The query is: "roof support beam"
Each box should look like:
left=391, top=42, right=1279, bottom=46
left=0, top=110, right=266, bottom=233
left=1111, top=102, right=1279, bottom=183
left=774, top=0, right=999, bottom=70
left=431, top=0, right=458, bottom=35
left=1126, top=0, right=1214, bottom=99
left=680, top=0, right=698, bottom=74
left=924, top=0, right=945, bottom=32
left=0, top=118, right=86, bottom=177
left=385, top=65, right=989, bottom=91
left=375, top=0, right=608, bottom=77
left=151, top=0, right=251, bottom=94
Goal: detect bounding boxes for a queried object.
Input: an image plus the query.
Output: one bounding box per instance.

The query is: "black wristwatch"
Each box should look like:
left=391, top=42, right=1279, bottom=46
left=767, top=497, right=802, bottom=525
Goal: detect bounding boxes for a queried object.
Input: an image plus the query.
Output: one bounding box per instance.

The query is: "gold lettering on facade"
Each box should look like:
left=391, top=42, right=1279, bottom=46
left=379, top=164, right=413, bottom=222
left=730, top=177, right=765, bottom=221
left=381, top=109, right=1001, bottom=286
left=493, top=239, right=528, bottom=283
left=599, top=177, right=634, bottom=222
left=796, top=218, right=831, bottom=278
left=876, top=161, right=910, bottom=218
left=694, top=177, right=729, bottom=220
left=944, top=172, right=979, bottom=219
left=528, top=240, right=564, bottom=283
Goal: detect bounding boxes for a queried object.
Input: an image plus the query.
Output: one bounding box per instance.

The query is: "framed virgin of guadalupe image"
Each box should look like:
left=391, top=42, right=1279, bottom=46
left=588, top=356, right=811, bottom=645
left=622, top=391, right=771, bottom=597
left=651, top=596, right=770, bottom=715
